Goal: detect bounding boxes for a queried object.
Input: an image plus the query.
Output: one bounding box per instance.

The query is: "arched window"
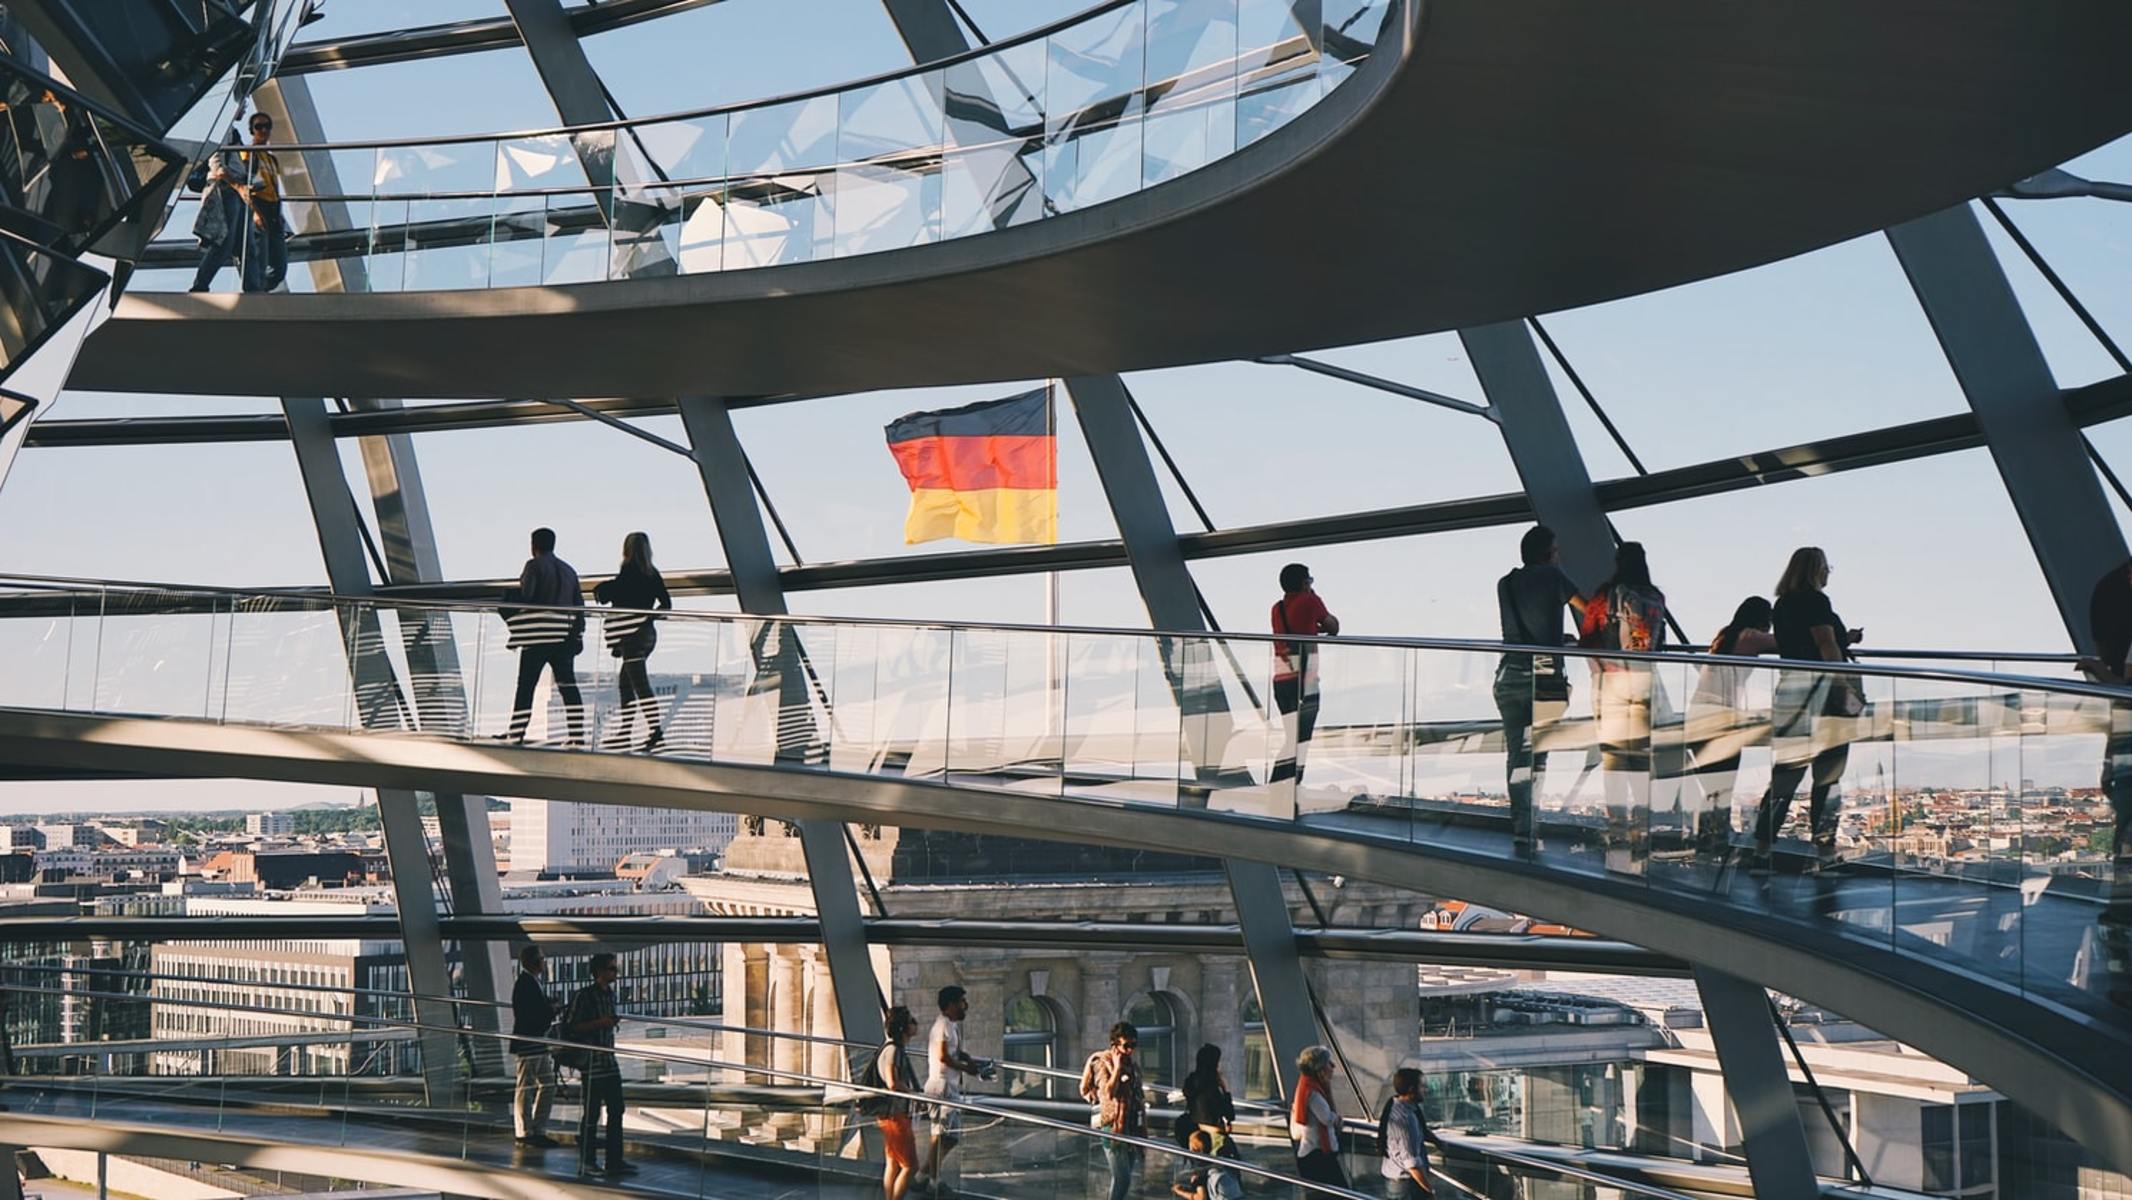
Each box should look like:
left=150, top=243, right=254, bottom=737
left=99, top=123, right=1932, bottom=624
left=1240, top=996, right=1276, bottom=1101
left=1124, top=992, right=1180, bottom=1090
left=1003, top=994, right=1061, bottom=1097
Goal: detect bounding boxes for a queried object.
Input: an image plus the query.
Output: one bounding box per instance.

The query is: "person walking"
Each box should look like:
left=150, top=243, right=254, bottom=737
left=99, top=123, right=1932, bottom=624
left=188, top=105, right=249, bottom=293
left=504, top=527, right=587, bottom=745
left=1178, top=1043, right=1236, bottom=1159
left=1578, top=542, right=1669, bottom=875
left=593, top=531, right=672, bottom=752
left=1378, top=1068, right=1435, bottom=1198
left=1080, top=1021, right=1150, bottom=1200
left=1753, top=547, right=1864, bottom=871
left=1290, top=1045, right=1348, bottom=1187
left=1494, top=525, right=1587, bottom=852
left=1686, top=598, right=1777, bottom=858
left=564, top=952, right=629, bottom=1176
left=510, top=945, right=559, bottom=1148
left=918, top=985, right=994, bottom=1194
left=1271, top=563, right=1340, bottom=786
left=874, top=1005, right=921, bottom=1200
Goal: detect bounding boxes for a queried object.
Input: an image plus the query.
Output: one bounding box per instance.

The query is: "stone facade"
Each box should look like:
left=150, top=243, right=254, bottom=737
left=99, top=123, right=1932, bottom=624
left=697, top=822, right=1424, bottom=1102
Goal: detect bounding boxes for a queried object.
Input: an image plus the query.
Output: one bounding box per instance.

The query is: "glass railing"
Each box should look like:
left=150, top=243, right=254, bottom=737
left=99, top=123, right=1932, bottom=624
left=1, top=973, right=1735, bottom=1200
left=0, top=574, right=2125, bottom=1053
left=132, top=0, right=1409, bottom=293
left=0, top=977, right=1390, bottom=1200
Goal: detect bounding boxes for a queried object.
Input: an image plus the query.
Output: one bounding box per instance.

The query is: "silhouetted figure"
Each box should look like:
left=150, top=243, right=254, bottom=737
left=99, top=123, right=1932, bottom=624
left=1753, top=547, right=1864, bottom=871
left=1271, top=563, right=1339, bottom=785
left=1688, top=597, right=1776, bottom=853
left=1494, top=525, right=1586, bottom=850
left=510, top=944, right=558, bottom=1147
left=2084, top=558, right=2132, bottom=871
left=1579, top=542, right=1669, bottom=874
left=564, top=953, right=629, bottom=1176
left=504, top=527, right=586, bottom=745
left=593, top=531, right=672, bottom=752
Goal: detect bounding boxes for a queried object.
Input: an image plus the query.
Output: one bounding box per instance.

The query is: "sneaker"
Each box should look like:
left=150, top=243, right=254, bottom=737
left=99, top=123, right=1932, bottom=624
left=605, top=1162, right=639, bottom=1178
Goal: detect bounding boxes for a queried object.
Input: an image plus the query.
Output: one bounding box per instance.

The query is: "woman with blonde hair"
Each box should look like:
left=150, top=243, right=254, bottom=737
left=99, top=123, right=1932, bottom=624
left=592, top=532, right=671, bottom=751
left=1753, top=546, right=1864, bottom=871
left=1289, top=1045, right=1347, bottom=1187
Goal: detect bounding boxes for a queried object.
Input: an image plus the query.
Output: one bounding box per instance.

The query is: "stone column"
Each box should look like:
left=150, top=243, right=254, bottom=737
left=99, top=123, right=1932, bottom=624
left=808, top=947, right=843, bottom=1082
left=772, top=950, right=807, bottom=1081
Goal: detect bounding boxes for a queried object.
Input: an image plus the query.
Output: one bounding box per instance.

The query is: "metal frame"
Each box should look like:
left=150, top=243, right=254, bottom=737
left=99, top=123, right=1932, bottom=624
left=1064, top=373, right=1322, bottom=1102
left=674, top=394, right=884, bottom=1047
left=1887, top=205, right=2129, bottom=652
left=1692, top=967, right=1818, bottom=1200
left=276, top=397, right=468, bottom=1104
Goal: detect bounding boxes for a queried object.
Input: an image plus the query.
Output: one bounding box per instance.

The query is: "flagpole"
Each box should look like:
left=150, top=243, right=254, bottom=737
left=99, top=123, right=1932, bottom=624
left=1045, top=382, right=1062, bottom=750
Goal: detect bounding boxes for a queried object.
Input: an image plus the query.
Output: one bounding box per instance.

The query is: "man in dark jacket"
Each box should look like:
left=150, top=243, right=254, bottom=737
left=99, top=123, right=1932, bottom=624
left=511, top=945, right=558, bottom=1147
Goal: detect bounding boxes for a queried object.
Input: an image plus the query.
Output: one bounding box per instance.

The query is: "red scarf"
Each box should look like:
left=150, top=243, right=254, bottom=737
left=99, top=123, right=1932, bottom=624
left=1290, top=1072, right=1337, bottom=1154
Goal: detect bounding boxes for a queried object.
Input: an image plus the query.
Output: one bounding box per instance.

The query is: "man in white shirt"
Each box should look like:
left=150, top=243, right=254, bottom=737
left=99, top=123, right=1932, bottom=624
left=918, top=985, right=994, bottom=1194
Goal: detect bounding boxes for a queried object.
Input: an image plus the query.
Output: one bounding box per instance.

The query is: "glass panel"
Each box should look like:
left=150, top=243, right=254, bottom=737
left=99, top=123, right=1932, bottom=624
left=942, top=40, right=1049, bottom=238
left=726, top=95, right=839, bottom=269
left=1044, top=1, right=1148, bottom=213
left=374, top=141, right=495, bottom=199
left=402, top=197, right=495, bottom=290
left=835, top=72, right=945, bottom=257
left=542, top=193, right=613, bottom=285
left=1143, top=0, right=1240, bottom=185
left=1236, top=0, right=1323, bottom=145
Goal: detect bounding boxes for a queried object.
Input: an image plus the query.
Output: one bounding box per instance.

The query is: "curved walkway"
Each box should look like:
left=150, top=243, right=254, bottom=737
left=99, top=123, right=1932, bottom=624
left=1, top=703, right=2127, bottom=1175
left=75, top=0, right=2132, bottom=398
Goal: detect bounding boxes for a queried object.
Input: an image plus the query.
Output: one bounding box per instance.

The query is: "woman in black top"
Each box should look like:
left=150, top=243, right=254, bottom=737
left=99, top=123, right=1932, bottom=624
left=1753, top=547, right=1864, bottom=870
left=593, top=532, right=672, bottom=752
left=1178, top=1043, right=1237, bottom=1159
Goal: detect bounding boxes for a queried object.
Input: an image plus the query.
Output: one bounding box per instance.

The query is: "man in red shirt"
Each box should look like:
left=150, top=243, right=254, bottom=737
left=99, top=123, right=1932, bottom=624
left=1271, top=563, right=1339, bottom=784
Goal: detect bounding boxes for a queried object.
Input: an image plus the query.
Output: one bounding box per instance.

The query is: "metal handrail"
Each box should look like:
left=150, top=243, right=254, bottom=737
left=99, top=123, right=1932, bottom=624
left=0, top=979, right=1379, bottom=1200
left=0, top=570, right=2119, bottom=703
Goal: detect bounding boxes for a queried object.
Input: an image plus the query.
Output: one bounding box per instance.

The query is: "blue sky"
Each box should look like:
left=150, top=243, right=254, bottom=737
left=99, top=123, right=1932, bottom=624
left=3, top=1, right=2131, bottom=811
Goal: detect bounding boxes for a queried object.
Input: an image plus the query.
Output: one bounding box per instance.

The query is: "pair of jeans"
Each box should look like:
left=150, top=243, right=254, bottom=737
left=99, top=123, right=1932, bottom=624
left=1493, top=665, right=1567, bottom=842
left=243, top=202, right=287, bottom=292
left=513, top=1051, right=554, bottom=1138
left=1755, top=671, right=1848, bottom=853
left=190, top=186, right=246, bottom=291
left=608, top=653, right=661, bottom=749
left=578, top=1069, right=624, bottom=1168
left=1385, top=1173, right=1432, bottom=1198
left=1102, top=1139, right=1141, bottom=1200
left=508, top=643, right=584, bottom=743
left=1270, top=677, right=1320, bottom=783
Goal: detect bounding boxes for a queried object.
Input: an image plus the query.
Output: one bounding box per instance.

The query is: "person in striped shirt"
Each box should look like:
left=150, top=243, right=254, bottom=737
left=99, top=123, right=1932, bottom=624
left=504, top=527, right=587, bottom=745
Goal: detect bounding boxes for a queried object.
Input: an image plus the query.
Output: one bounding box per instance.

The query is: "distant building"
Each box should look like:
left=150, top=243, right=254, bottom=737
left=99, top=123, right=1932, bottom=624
left=509, top=798, right=735, bottom=875
left=246, top=812, right=296, bottom=837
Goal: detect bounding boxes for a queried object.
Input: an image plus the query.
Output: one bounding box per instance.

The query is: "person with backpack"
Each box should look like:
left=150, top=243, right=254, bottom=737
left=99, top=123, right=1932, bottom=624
left=1578, top=542, right=1669, bottom=875
left=1494, top=525, right=1588, bottom=853
left=1752, top=547, right=1865, bottom=873
left=503, top=527, right=587, bottom=746
left=867, top=1005, right=920, bottom=1200
left=1271, top=563, right=1340, bottom=785
left=564, top=953, right=630, bottom=1177
left=1687, top=597, right=1777, bottom=859
left=1378, top=1068, right=1435, bottom=1198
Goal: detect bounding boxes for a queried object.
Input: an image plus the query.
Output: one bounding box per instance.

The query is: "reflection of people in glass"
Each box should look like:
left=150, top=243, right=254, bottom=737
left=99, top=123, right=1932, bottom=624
left=2082, top=558, right=2132, bottom=882
left=1270, top=563, right=1339, bottom=785
left=1688, top=597, right=1776, bottom=855
left=1578, top=542, right=1668, bottom=875
left=593, top=531, right=671, bottom=752
left=1494, top=525, right=1586, bottom=852
left=1753, top=547, right=1864, bottom=872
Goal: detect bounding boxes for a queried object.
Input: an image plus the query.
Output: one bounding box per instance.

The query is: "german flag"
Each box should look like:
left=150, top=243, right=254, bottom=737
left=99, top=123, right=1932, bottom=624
left=885, top=388, right=1058, bottom=545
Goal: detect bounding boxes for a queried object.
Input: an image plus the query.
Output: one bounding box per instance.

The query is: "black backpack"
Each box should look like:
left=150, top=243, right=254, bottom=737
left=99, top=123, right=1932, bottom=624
left=857, top=1043, right=905, bottom=1118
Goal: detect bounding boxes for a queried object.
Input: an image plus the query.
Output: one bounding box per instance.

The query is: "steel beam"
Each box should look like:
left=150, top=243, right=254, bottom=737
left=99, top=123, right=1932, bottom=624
left=279, top=399, right=466, bottom=1106
left=1461, top=322, right=1615, bottom=592
left=881, top=0, right=970, bottom=61
left=345, top=399, right=512, bottom=1032
left=1063, top=374, right=1321, bottom=1102
left=1692, top=966, right=1818, bottom=1200
left=1886, top=205, right=2129, bottom=653
left=674, top=395, right=882, bottom=1046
